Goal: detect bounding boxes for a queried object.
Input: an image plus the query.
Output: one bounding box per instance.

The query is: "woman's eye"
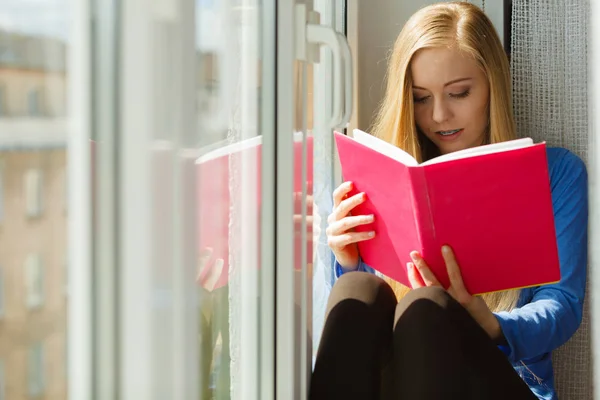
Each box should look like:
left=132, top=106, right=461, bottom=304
left=413, top=95, right=430, bottom=104
left=450, top=89, right=470, bottom=99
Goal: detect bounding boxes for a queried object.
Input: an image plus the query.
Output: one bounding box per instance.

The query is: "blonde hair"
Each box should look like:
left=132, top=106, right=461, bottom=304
left=371, top=2, right=520, bottom=312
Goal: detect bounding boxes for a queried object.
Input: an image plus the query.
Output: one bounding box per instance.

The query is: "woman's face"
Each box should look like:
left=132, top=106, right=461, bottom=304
left=410, top=47, right=490, bottom=155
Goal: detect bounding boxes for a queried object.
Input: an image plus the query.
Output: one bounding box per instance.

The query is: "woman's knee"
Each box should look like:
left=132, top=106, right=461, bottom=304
left=394, top=286, right=455, bottom=328
left=327, top=272, right=397, bottom=313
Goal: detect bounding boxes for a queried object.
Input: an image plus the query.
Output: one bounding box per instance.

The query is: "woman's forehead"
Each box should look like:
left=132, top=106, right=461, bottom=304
left=410, top=47, right=482, bottom=88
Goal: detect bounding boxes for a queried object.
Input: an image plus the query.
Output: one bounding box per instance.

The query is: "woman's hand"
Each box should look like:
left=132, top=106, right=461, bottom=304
left=407, top=245, right=503, bottom=341
left=197, top=247, right=224, bottom=292
left=326, top=181, right=376, bottom=270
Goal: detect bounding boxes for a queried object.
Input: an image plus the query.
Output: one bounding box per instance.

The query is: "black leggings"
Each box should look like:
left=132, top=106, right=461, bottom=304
left=309, top=272, right=538, bottom=400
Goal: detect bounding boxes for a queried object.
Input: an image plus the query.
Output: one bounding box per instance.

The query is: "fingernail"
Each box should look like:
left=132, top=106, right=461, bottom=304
left=368, top=231, right=375, bottom=237
left=410, top=252, right=418, bottom=262
left=442, top=245, right=451, bottom=254
left=406, top=262, right=413, bottom=270
left=365, top=214, right=374, bottom=222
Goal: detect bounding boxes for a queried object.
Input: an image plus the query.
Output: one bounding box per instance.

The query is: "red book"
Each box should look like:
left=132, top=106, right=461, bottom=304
left=196, top=133, right=314, bottom=289
left=334, top=129, right=560, bottom=295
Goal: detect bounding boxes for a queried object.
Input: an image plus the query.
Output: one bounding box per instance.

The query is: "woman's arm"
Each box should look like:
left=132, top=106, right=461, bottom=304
left=334, top=256, right=376, bottom=278
left=494, top=150, right=588, bottom=363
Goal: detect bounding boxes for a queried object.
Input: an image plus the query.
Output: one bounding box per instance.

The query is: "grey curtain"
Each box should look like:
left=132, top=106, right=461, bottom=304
left=510, top=1, right=592, bottom=399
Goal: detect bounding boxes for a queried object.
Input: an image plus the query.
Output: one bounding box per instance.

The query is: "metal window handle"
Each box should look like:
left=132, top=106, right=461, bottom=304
left=297, top=4, right=353, bottom=130
left=305, top=23, right=344, bottom=128
left=336, top=31, right=353, bottom=129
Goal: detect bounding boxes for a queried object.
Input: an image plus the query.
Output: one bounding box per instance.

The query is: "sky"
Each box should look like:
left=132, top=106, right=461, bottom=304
left=0, top=0, right=70, bottom=40
left=0, top=0, right=223, bottom=49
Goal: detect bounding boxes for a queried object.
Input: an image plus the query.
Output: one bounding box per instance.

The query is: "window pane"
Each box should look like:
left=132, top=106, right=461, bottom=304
left=27, top=343, right=44, bottom=396
left=196, top=1, right=274, bottom=398
left=0, top=0, right=69, bottom=398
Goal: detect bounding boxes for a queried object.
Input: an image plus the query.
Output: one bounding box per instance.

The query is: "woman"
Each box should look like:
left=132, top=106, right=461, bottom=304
left=310, top=2, right=587, bottom=400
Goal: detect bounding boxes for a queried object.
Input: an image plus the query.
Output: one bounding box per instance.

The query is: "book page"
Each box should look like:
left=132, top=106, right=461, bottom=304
left=197, top=131, right=308, bottom=163
left=352, top=129, right=418, bottom=166
left=421, top=137, right=535, bottom=166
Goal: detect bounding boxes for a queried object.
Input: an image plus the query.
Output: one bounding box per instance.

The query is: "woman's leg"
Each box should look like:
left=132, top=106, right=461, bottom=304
left=388, top=286, right=537, bottom=400
left=310, top=272, right=397, bottom=400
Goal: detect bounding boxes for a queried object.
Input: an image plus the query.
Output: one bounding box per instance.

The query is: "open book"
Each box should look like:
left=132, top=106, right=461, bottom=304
left=334, top=129, right=560, bottom=295
left=196, top=133, right=314, bottom=289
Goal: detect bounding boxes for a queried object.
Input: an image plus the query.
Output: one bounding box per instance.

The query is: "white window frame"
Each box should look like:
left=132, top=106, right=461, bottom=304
left=24, top=169, right=43, bottom=218
left=68, top=0, right=93, bottom=398
left=119, top=0, right=201, bottom=399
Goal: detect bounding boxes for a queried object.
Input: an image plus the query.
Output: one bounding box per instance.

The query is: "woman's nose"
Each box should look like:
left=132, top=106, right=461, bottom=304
left=432, top=98, right=451, bottom=124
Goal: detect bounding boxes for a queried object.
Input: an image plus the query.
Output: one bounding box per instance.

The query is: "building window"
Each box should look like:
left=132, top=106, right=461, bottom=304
left=25, top=254, right=44, bottom=309
left=64, top=260, right=68, bottom=298
left=0, top=268, right=4, bottom=318
left=27, top=88, right=43, bottom=117
left=0, top=86, right=6, bottom=117
left=24, top=169, right=43, bottom=218
left=62, top=168, right=68, bottom=214
left=27, top=343, right=44, bottom=396
left=0, top=359, right=5, bottom=400
left=0, top=163, right=4, bottom=223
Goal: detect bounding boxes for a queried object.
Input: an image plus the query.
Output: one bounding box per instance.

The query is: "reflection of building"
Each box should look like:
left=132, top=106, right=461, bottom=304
left=0, top=30, right=67, bottom=400
left=0, top=30, right=67, bottom=118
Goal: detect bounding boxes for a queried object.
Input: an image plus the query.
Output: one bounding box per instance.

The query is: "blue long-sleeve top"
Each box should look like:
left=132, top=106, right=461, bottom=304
left=334, top=147, right=588, bottom=400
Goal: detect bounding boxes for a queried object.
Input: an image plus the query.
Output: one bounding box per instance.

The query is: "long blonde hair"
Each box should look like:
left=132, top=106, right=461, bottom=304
left=371, top=2, right=520, bottom=312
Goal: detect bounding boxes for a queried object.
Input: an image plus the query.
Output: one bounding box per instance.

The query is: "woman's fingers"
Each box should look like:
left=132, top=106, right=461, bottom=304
left=293, top=192, right=314, bottom=214
left=197, top=247, right=213, bottom=278
left=407, top=262, right=425, bottom=289
left=326, top=231, right=375, bottom=251
left=410, top=251, right=441, bottom=287
left=442, top=245, right=469, bottom=296
left=197, top=248, right=224, bottom=292
left=332, top=181, right=354, bottom=208
left=327, top=192, right=367, bottom=224
left=203, top=258, right=224, bottom=292
left=294, top=215, right=314, bottom=235
left=326, top=214, right=374, bottom=237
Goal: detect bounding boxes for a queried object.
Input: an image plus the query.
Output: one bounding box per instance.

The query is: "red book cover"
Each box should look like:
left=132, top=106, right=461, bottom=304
left=196, top=134, right=314, bottom=289
left=334, top=130, right=559, bottom=295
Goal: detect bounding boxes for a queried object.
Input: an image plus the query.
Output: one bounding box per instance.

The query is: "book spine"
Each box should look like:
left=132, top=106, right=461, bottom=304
left=408, top=167, right=436, bottom=254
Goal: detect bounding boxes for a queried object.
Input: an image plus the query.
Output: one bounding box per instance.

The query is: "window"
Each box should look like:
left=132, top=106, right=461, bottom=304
left=0, top=86, right=6, bottom=117
left=0, top=0, right=70, bottom=398
left=62, top=168, right=67, bottom=214
left=0, top=162, right=4, bottom=223
left=25, top=254, right=44, bottom=309
left=27, top=88, right=43, bottom=117
left=24, top=169, right=43, bottom=218
left=27, top=343, right=44, bottom=396
left=0, top=268, right=4, bottom=318
left=63, top=260, right=68, bottom=297
left=0, top=360, right=5, bottom=400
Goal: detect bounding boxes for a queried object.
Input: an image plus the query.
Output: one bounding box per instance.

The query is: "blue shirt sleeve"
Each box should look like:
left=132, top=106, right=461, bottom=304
left=493, top=150, right=588, bottom=363
left=334, top=256, right=376, bottom=278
